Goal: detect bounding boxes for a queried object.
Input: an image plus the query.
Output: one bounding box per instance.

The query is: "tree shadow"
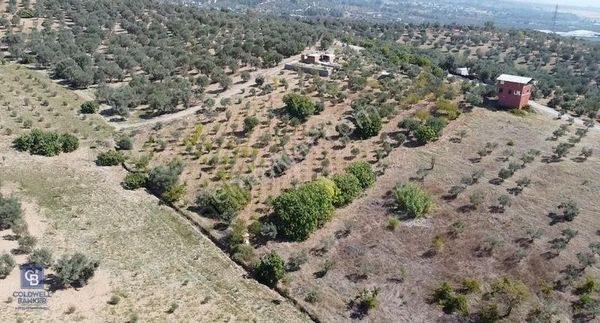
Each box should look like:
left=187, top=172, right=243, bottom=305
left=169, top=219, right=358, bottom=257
left=489, top=178, right=504, bottom=185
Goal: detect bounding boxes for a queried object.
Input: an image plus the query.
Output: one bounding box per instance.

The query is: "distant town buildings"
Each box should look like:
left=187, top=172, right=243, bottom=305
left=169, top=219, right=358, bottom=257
left=496, top=74, right=535, bottom=109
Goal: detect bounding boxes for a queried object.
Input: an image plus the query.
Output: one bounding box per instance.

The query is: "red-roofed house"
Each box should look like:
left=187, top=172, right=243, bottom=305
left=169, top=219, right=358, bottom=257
left=496, top=74, right=535, bottom=109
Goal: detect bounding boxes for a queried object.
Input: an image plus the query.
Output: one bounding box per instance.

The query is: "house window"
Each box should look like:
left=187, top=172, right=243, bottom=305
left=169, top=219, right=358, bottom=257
left=508, top=90, right=512, bottom=95
left=515, top=90, right=521, bottom=96
left=499, top=88, right=503, bottom=93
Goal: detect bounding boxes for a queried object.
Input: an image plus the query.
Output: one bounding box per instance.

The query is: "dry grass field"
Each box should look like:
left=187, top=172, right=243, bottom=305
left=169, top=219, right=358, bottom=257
left=264, top=108, right=600, bottom=322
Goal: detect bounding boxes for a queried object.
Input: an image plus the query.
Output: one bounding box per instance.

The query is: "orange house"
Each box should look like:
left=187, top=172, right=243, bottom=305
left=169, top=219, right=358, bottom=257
left=496, top=74, right=535, bottom=109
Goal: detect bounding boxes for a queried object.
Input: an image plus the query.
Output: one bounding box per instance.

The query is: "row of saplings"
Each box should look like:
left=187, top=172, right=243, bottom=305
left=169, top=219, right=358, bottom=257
left=0, top=194, right=98, bottom=288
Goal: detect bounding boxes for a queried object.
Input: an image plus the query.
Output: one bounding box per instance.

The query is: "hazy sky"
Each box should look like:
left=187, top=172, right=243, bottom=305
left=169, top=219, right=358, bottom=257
left=521, top=0, right=600, bottom=7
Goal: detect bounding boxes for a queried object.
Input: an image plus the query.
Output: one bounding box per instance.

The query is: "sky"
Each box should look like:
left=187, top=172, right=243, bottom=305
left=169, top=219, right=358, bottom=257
left=520, top=0, right=600, bottom=8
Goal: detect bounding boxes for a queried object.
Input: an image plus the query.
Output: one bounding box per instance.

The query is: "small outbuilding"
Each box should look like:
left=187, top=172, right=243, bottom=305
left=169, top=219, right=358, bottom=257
left=496, top=74, right=535, bottom=109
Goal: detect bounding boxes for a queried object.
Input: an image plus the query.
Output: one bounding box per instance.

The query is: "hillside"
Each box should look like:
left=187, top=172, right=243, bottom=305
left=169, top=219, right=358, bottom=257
left=1, top=0, right=600, bottom=322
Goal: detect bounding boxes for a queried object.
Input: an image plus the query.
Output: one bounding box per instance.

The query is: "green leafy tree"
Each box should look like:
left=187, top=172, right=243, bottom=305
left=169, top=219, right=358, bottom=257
left=272, top=180, right=335, bottom=241
left=146, top=160, right=184, bottom=199
left=353, top=108, right=382, bottom=139
left=254, top=252, right=286, bottom=287
left=282, top=93, right=315, bottom=120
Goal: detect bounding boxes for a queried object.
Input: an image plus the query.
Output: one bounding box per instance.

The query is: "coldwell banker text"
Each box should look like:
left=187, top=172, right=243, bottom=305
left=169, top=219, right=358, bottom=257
left=13, top=264, right=52, bottom=309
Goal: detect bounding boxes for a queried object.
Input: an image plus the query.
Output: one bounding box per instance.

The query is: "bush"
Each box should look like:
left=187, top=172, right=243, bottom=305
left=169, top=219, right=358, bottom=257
left=80, top=101, right=100, bottom=114
left=53, top=253, right=99, bottom=287
left=17, top=8, right=35, bottom=18
left=353, top=108, right=382, bottom=139
left=121, top=172, right=147, bottom=190
left=433, top=282, right=469, bottom=316
left=116, top=137, right=133, bottom=150
left=243, top=116, right=260, bottom=135
left=332, top=173, right=362, bottom=206
left=414, top=125, right=438, bottom=144
left=272, top=180, right=336, bottom=241
left=286, top=250, right=308, bottom=272
left=96, top=150, right=126, bottom=166
left=345, top=161, right=376, bottom=189
left=60, top=134, right=79, bottom=153
left=0, top=253, right=16, bottom=278
left=28, top=248, right=53, bottom=268
left=0, top=194, right=22, bottom=230
left=283, top=93, right=315, bottom=120
left=13, top=129, right=78, bottom=156
left=393, top=182, right=433, bottom=218
left=254, top=252, right=286, bottom=287
left=435, top=99, right=461, bottom=120
left=196, top=183, right=251, bottom=221
left=146, top=160, right=183, bottom=197
left=356, top=288, right=379, bottom=314
left=400, top=118, right=421, bottom=133
left=18, top=234, right=36, bottom=254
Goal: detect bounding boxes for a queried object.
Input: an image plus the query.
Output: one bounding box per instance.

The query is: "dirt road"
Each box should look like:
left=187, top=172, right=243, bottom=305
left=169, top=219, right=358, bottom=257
left=528, top=100, right=599, bottom=131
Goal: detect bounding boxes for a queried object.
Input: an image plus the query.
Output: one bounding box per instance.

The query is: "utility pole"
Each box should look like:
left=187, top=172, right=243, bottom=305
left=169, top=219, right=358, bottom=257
left=552, top=4, right=558, bottom=33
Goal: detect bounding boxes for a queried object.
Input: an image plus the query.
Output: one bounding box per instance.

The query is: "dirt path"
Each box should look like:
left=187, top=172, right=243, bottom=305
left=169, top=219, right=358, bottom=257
left=529, top=100, right=599, bottom=131
left=109, top=55, right=304, bottom=131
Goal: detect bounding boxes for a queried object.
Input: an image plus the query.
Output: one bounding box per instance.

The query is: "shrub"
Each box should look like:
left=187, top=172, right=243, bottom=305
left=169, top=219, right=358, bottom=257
left=462, top=278, right=481, bottom=293
left=243, top=116, right=260, bottom=135
left=388, top=218, right=401, bottom=231
left=353, top=108, right=382, bottom=139
left=80, top=101, right=100, bottom=114
left=254, top=252, right=286, bottom=287
left=121, top=172, right=147, bottom=190
left=286, top=250, right=308, bottom=272
left=146, top=160, right=183, bottom=197
left=393, top=182, right=433, bottom=218
left=400, top=118, right=421, bottom=133
left=13, top=129, right=78, bottom=156
left=53, top=252, right=99, bottom=287
left=433, top=282, right=468, bottom=315
left=18, top=234, right=36, bottom=254
left=435, top=99, right=461, bottom=120
left=0, top=194, right=22, bottom=229
left=0, top=253, right=16, bottom=278
left=305, top=289, right=321, bottom=303
left=356, top=288, right=379, bottom=314
left=415, top=125, right=438, bottom=144
left=196, top=183, right=251, bottom=220
left=162, top=184, right=186, bottom=204
left=332, top=173, right=362, bottom=206
left=28, top=248, right=53, bottom=268
left=272, top=180, right=335, bottom=241
left=60, top=134, right=79, bottom=153
left=283, top=93, right=315, bottom=120
left=345, top=161, right=376, bottom=189
left=116, top=137, right=133, bottom=150
left=96, top=150, right=126, bottom=166
left=17, top=8, right=35, bottom=18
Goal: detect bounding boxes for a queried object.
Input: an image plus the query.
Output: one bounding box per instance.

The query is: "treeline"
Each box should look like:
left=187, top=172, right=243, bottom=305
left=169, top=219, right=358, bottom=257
left=1, top=0, right=324, bottom=116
